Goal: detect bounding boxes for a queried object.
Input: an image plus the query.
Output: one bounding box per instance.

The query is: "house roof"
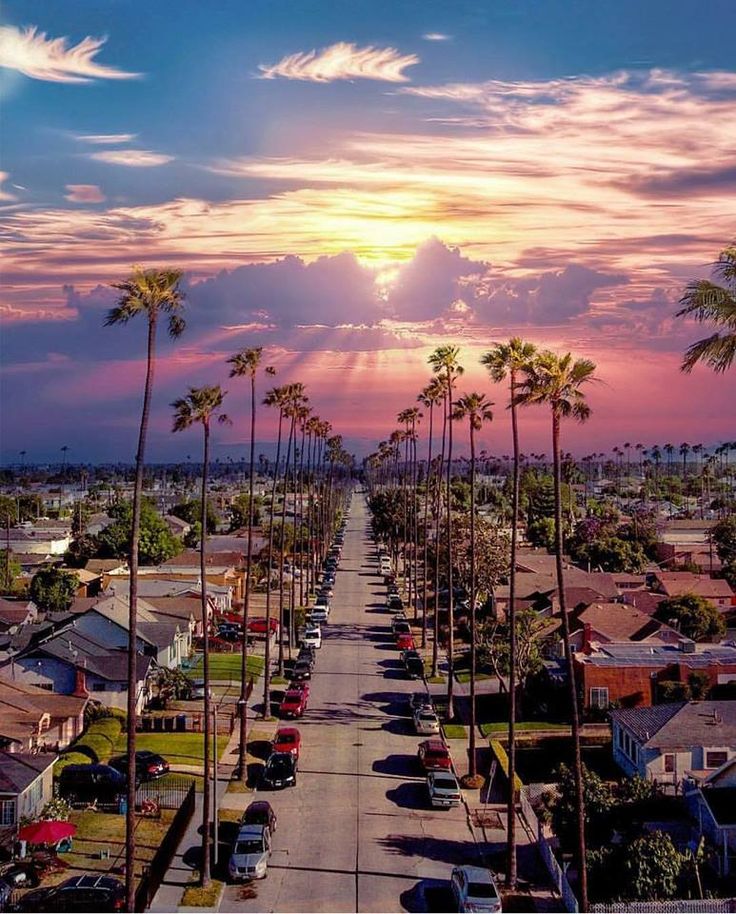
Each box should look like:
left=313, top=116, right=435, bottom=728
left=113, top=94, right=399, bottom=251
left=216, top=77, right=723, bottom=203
left=25, top=626, right=154, bottom=682
left=611, top=701, right=736, bottom=750
left=144, top=596, right=200, bottom=621
left=0, top=751, right=55, bottom=794
left=578, top=642, right=736, bottom=670
left=623, top=592, right=668, bottom=616
left=656, top=572, right=735, bottom=600
left=575, top=602, right=675, bottom=643
left=0, top=599, right=32, bottom=626
left=85, top=559, right=127, bottom=574
left=162, top=550, right=242, bottom=569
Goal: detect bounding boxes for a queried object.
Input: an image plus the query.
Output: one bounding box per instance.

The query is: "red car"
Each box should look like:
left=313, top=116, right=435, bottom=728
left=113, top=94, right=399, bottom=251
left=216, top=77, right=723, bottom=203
left=289, top=681, right=310, bottom=698
left=396, top=631, right=414, bottom=651
left=418, top=739, right=452, bottom=771
left=279, top=689, right=308, bottom=719
left=272, top=727, right=301, bottom=759
left=248, top=617, right=279, bottom=635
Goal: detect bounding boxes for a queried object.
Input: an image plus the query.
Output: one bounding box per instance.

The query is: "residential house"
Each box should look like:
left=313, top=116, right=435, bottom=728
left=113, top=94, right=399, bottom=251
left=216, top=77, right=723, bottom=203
left=660, top=519, right=716, bottom=546
left=684, top=760, right=736, bottom=875
left=0, top=599, right=36, bottom=634
left=5, top=522, right=71, bottom=556
left=570, top=602, right=681, bottom=652
left=610, top=701, right=736, bottom=791
left=0, top=675, right=87, bottom=752
left=652, top=571, right=736, bottom=612
left=574, top=641, right=736, bottom=711
left=164, top=514, right=191, bottom=538
left=0, top=752, right=56, bottom=846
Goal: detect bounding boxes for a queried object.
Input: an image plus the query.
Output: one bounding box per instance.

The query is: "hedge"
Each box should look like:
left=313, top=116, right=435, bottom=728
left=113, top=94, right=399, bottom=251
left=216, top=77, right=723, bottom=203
left=54, top=712, right=126, bottom=777
left=489, top=738, right=523, bottom=795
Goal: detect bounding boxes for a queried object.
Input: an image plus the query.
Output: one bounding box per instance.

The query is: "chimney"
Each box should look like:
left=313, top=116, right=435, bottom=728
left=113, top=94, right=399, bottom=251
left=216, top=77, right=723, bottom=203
left=73, top=668, right=89, bottom=698
left=583, top=622, right=593, bottom=653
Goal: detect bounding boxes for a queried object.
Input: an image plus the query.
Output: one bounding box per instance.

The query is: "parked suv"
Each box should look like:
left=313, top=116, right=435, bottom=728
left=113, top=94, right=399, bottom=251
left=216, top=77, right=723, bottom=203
left=108, top=750, right=169, bottom=782
left=57, top=764, right=127, bottom=806
left=15, top=875, right=125, bottom=911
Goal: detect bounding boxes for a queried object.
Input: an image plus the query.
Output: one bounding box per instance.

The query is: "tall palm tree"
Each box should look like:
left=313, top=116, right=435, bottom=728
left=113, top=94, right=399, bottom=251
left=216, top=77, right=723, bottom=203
left=280, top=386, right=307, bottom=654
left=171, top=385, right=229, bottom=888
left=680, top=442, right=691, bottom=480
left=429, top=345, right=464, bottom=719
left=452, top=392, right=493, bottom=779
left=517, top=350, right=597, bottom=912
left=481, top=337, right=537, bottom=888
left=105, top=267, right=185, bottom=912
left=677, top=243, right=736, bottom=373
left=418, top=379, right=444, bottom=648
left=228, top=348, right=275, bottom=782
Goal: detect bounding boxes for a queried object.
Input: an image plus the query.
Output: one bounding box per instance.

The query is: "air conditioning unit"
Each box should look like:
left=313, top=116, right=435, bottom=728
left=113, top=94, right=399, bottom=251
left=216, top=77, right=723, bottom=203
left=679, top=639, right=696, bottom=653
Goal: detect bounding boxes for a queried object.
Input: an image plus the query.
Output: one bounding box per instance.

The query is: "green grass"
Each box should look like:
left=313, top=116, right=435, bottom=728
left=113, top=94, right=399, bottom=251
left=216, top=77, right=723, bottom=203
left=427, top=675, right=446, bottom=684
left=455, top=671, right=493, bottom=684
left=480, top=721, right=569, bottom=736
left=443, top=724, right=467, bottom=739
left=270, top=675, right=288, bottom=685
left=113, top=732, right=228, bottom=768
left=181, top=878, right=224, bottom=908
left=191, top=653, right=264, bottom=682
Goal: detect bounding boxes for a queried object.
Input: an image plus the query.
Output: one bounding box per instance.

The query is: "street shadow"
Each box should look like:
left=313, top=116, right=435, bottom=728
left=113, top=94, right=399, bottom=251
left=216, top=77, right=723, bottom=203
left=247, top=761, right=265, bottom=787
left=382, top=717, right=414, bottom=736
left=372, top=754, right=419, bottom=778
left=246, top=738, right=272, bottom=761
left=400, top=879, right=453, bottom=914
left=378, top=833, right=481, bottom=865
left=360, top=691, right=406, bottom=716
left=181, top=843, right=203, bottom=870
left=385, top=781, right=427, bottom=810
left=382, top=668, right=410, bottom=680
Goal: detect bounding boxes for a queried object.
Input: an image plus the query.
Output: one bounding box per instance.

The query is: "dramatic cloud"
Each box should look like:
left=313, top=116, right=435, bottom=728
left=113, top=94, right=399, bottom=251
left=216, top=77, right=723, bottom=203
left=258, top=41, right=419, bottom=83
left=89, top=149, right=174, bottom=167
left=0, top=25, right=139, bottom=83
left=64, top=184, right=106, bottom=203
left=75, top=133, right=137, bottom=145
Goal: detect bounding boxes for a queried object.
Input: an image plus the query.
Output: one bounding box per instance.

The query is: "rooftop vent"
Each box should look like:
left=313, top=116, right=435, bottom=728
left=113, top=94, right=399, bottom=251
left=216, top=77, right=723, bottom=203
left=679, top=639, right=696, bottom=653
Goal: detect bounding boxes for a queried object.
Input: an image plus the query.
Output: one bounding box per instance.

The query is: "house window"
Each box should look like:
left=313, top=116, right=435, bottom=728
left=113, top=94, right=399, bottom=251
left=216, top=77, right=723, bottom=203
left=706, top=751, right=728, bottom=769
left=0, top=799, right=15, bottom=826
left=664, top=754, right=675, bottom=773
left=590, top=687, right=609, bottom=709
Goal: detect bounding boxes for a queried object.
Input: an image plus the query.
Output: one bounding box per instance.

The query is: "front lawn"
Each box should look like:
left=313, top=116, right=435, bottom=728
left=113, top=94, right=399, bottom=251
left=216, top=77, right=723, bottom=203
left=443, top=724, right=467, bottom=739
left=480, top=721, right=569, bottom=737
left=190, top=653, right=264, bottom=682
left=455, top=670, right=494, bottom=684
left=114, top=732, right=229, bottom=768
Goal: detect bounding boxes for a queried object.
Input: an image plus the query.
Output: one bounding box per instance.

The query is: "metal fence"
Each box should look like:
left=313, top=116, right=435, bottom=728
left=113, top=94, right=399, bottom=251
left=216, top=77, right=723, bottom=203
left=591, top=902, right=736, bottom=913
left=519, top=786, right=579, bottom=913
left=136, top=773, right=196, bottom=810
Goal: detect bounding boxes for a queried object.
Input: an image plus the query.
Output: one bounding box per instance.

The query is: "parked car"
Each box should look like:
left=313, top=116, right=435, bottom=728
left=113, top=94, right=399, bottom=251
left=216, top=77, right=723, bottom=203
left=307, top=606, right=328, bottom=625
left=288, top=680, right=310, bottom=698
left=0, top=879, right=13, bottom=913
left=392, top=620, right=411, bottom=636
left=296, top=647, right=315, bottom=668
left=109, top=750, right=169, bottom=782
left=318, top=585, right=334, bottom=598
left=427, top=771, right=462, bottom=808
left=302, top=626, right=322, bottom=649
left=386, top=594, right=403, bottom=611
left=272, top=727, right=301, bottom=758
left=418, top=739, right=452, bottom=771
left=57, top=764, right=127, bottom=806
left=262, top=751, right=297, bottom=789
left=314, top=593, right=330, bottom=608
left=248, top=618, right=279, bottom=635
left=279, top=689, right=307, bottom=719
left=228, top=824, right=271, bottom=882
left=405, top=655, right=425, bottom=680
left=15, top=875, right=126, bottom=912
left=414, top=708, right=440, bottom=735
left=290, top=659, right=313, bottom=682
left=396, top=632, right=414, bottom=652
left=450, top=865, right=502, bottom=913
left=241, top=800, right=277, bottom=833
left=409, top=692, right=433, bottom=714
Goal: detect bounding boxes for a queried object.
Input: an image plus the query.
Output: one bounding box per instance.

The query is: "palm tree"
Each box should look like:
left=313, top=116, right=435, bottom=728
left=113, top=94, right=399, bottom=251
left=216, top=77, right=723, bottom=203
left=680, top=442, right=691, bottom=480
left=517, top=350, right=597, bottom=912
left=452, top=392, right=493, bottom=779
left=429, top=345, right=464, bottom=719
left=418, top=379, right=444, bottom=648
left=677, top=243, right=736, bottom=373
left=481, top=337, right=537, bottom=888
left=171, top=384, right=229, bottom=888
left=228, top=348, right=275, bottom=782
left=105, top=267, right=185, bottom=912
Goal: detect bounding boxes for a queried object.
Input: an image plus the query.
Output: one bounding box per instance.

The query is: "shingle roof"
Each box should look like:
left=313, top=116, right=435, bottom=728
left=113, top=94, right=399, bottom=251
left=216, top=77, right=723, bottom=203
left=575, top=602, right=674, bottom=643
left=0, top=751, right=55, bottom=794
left=611, top=701, right=736, bottom=749
left=610, top=703, right=685, bottom=743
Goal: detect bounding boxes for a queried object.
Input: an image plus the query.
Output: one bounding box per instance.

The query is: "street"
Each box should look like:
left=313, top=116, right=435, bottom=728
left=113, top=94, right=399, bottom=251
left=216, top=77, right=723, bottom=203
left=222, top=491, right=480, bottom=913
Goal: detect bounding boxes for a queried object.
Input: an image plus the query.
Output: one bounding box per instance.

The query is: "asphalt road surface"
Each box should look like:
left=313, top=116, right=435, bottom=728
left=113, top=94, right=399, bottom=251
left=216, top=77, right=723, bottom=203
left=222, top=491, right=477, bottom=913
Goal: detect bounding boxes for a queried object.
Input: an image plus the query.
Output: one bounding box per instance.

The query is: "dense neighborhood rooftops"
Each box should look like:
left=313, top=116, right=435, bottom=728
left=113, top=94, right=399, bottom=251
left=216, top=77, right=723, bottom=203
left=655, top=572, right=735, bottom=602
left=611, top=701, right=736, bottom=750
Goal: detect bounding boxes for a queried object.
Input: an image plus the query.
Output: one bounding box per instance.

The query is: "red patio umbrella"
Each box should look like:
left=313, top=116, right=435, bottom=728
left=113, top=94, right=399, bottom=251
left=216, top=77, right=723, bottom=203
left=17, top=820, right=77, bottom=845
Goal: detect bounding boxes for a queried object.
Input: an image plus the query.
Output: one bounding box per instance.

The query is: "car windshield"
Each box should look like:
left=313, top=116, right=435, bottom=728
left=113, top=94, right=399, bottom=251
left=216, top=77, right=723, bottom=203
left=468, top=882, right=498, bottom=899
left=419, top=713, right=436, bottom=722
left=268, top=757, right=291, bottom=772
left=235, top=839, right=264, bottom=854
left=278, top=734, right=296, bottom=744
left=434, top=777, right=457, bottom=790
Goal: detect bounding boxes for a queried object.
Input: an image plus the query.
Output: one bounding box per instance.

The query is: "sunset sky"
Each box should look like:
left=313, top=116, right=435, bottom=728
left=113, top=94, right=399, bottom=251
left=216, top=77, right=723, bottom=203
left=1, top=0, right=735, bottom=463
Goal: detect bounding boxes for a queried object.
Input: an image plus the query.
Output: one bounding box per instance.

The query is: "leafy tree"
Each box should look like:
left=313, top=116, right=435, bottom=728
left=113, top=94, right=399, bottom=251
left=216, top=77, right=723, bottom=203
left=622, top=832, right=683, bottom=901
left=549, top=763, right=615, bottom=851
left=526, top=516, right=556, bottom=550
left=171, top=499, right=219, bottom=534
left=97, top=499, right=181, bottom=565
left=0, top=550, right=21, bottom=593
left=477, top=609, right=544, bottom=711
left=435, top=513, right=510, bottom=608
left=64, top=535, right=100, bottom=569
left=17, top=494, right=43, bottom=522
left=30, top=567, right=79, bottom=613
left=655, top=592, right=726, bottom=641
left=712, top=516, right=736, bottom=565
left=0, top=496, right=18, bottom=525
left=228, top=493, right=263, bottom=531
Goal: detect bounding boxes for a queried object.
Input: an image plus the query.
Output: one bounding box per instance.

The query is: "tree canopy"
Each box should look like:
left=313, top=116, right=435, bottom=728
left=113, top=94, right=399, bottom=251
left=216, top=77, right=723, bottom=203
left=655, top=592, right=726, bottom=641
left=97, top=498, right=181, bottom=565
left=30, top=567, right=79, bottom=613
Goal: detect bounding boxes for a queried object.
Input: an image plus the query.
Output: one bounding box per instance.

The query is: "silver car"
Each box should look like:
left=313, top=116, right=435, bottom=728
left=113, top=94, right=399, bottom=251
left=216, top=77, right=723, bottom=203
left=427, top=771, right=462, bottom=808
left=450, top=865, right=502, bottom=913
left=228, top=824, right=271, bottom=881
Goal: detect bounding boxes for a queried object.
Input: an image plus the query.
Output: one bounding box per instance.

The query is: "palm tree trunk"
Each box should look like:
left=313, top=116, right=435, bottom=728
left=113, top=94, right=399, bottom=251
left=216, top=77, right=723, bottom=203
left=552, top=410, right=587, bottom=911
left=432, top=397, right=447, bottom=678
left=298, top=422, right=307, bottom=609
left=279, top=414, right=295, bottom=659
left=422, top=403, right=434, bottom=649
left=238, top=372, right=257, bottom=781
left=266, top=411, right=284, bottom=686
left=200, top=419, right=212, bottom=887
left=507, top=371, right=520, bottom=889
left=446, top=373, right=456, bottom=721
left=125, top=315, right=157, bottom=913
left=468, top=419, right=477, bottom=777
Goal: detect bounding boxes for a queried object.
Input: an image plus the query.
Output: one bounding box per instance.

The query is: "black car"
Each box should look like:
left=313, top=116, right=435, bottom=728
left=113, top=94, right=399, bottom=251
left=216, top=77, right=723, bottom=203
left=241, top=800, right=277, bottom=833
left=109, top=750, right=170, bottom=782
left=297, top=647, right=315, bottom=668
left=15, top=875, right=125, bottom=912
left=261, top=752, right=297, bottom=789
left=405, top=655, right=425, bottom=680
left=387, top=594, right=403, bottom=611
left=290, top=660, right=312, bottom=681
left=216, top=627, right=241, bottom=642
left=57, top=764, right=127, bottom=806
left=392, top=620, right=411, bottom=636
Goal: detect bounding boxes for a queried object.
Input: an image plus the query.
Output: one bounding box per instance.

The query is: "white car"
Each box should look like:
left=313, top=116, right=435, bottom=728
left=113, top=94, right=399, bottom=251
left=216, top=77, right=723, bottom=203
left=414, top=708, right=440, bottom=735
left=427, top=771, right=462, bottom=809
left=302, top=625, right=322, bottom=649
left=307, top=606, right=329, bottom=624
left=450, top=865, right=502, bottom=913
left=228, top=824, right=272, bottom=881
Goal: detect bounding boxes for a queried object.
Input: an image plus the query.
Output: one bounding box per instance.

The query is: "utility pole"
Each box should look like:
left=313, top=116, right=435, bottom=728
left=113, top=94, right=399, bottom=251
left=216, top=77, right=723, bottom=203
left=212, top=702, right=219, bottom=868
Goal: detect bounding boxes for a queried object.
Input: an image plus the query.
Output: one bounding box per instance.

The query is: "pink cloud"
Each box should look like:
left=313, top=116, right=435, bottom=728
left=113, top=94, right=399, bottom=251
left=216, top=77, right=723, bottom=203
left=65, top=184, right=106, bottom=203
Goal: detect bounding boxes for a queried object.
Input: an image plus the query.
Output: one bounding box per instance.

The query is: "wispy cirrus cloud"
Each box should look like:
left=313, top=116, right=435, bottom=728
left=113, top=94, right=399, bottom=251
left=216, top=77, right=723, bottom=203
left=65, top=184, right=106, bottom=203
left=75, top=133, right=137, bottom=145
left=258, top=41, right=419, bottom=83
left=89, top=149, right=174, bottom=167
left=422, top=33, right=451, bottom=41
left=0, top=25, right=139, bottom=83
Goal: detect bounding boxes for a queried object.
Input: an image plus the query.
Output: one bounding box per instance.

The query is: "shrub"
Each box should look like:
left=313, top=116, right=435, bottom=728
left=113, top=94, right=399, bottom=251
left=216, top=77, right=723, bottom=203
left=54, top=713, right=124, bottom=777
